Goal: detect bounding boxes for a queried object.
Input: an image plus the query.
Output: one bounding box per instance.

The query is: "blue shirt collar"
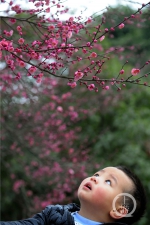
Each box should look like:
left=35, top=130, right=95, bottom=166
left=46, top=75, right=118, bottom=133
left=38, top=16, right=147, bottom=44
left=71, top=211, right=102, bottom=225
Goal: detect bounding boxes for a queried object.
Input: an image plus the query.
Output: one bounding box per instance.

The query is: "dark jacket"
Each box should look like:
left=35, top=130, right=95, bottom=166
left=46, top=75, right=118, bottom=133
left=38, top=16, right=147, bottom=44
left=0, top=203, right=128, bottom=225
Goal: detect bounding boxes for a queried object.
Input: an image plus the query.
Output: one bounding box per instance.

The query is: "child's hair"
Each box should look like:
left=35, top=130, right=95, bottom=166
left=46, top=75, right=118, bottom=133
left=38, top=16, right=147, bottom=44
left=115, top=166, right=147, bottom=224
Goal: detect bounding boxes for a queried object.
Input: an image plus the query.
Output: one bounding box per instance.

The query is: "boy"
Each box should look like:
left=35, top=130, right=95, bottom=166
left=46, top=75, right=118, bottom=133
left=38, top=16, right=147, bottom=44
left=0, top=166, right=146, bottom=225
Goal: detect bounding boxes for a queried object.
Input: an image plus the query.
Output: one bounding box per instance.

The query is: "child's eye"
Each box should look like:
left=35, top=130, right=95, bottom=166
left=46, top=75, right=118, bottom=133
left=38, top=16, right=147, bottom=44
left=105, top=180, right=111, bottom=185
left=94, top=173, right=99, bottom=177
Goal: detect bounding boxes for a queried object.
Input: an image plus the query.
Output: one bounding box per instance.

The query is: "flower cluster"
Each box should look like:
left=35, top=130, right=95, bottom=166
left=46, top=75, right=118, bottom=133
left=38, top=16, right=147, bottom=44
left=0, top=0, right=149, bottom=92
left=1, top=74, right=92, bottom=216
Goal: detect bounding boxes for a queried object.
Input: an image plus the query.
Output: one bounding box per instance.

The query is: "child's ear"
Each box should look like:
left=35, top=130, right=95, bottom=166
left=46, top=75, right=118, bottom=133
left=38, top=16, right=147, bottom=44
left=110, top=206, right=128, bottom=219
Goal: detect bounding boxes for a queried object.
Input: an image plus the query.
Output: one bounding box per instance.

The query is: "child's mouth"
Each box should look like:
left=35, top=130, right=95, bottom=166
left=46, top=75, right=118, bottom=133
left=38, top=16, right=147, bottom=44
left=84, top=183, right=92, bottom=190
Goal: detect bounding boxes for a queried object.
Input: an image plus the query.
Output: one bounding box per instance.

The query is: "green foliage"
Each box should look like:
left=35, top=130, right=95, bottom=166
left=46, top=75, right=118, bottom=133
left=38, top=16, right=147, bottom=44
left=101, top=5, right=150, bottom=68
left=80, top=88, right=150, bottom=225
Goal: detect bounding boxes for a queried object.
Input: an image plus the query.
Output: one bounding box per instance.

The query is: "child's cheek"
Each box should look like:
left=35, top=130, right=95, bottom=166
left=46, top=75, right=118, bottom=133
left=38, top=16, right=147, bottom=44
left=93, top=187, right=108, bottom=203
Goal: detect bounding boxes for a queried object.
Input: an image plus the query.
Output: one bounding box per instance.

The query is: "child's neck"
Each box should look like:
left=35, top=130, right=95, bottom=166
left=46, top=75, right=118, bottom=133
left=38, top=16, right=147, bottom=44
left=78, top=206, right=114, bottom=223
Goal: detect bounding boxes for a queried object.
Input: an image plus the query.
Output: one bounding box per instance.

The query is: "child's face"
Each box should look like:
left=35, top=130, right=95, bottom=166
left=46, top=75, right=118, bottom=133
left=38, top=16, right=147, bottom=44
left=78, top=167, right=133, bottom=215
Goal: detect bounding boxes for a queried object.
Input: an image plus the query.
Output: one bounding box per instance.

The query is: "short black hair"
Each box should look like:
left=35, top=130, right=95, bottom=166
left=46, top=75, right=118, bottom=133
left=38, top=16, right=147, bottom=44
left=115, top=166, right=147, bottom=224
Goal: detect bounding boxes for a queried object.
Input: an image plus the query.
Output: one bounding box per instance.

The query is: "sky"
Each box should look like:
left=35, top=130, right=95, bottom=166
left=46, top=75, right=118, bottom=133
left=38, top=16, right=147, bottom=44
left=60, top=0, right=148, bottom=18
left=1, top=0, right=149, bottom=18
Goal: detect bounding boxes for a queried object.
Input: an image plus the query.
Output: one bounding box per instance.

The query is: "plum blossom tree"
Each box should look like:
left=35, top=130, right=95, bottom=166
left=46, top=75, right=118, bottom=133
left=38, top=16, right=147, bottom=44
left=0, top=0, right=150, bottom=92
left=1, top=74, right=93, bottom=218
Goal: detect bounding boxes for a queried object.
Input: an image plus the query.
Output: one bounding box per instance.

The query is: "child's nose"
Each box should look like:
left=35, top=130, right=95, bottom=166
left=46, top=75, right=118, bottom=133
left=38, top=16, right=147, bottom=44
left=90, top=176, right=98, bottom=183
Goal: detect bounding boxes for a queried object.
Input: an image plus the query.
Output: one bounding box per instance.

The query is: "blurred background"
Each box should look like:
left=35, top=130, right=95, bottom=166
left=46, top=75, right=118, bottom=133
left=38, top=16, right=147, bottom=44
left=1, top=1, right=150, bottom=225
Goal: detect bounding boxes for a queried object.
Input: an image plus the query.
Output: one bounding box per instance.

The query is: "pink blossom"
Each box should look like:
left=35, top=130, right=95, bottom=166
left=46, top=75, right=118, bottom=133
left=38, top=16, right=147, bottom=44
left=0, top=40, right=9, bottom=48
left=64, top=26, right=69, bottom=31
left=18, top=38, right=25, bottom=45
left=119, top=69, right=124, bottom=74
left=105, top=85, right=110, bottom=90
left=70, top=111, right=79, bottom=120
left=57, top=106, right=63, bottom=112
left=29, top=66, right=36, bottom=74
left=69, top=17, right=74, bottom=22
left=68, top=81, right=77, bottom=88
left=19, top=61, right=25, bottom=67
left=16, top=72, right=21, bottom=79
left=70, top=82, right=77, bottom=88
left=61, top=43, right=66, bottom=47
left=74, top=71, right=84, bottom=81
left=10, top=18, right=16, bottom=24
left=48, top=25, right=55, bottom=30
left=45, top=0, right=50, bottom=5
left=119, top=23, right=125, bottom=29
left=27, top=190, right=33, bottom=196
left=57, top=4, right=61, bottom=8
left=36, top=78, right=42, bottom=83
left=82, top=48, right=87, bottom=54
left=51, top=39, right=58, bottom=47
left=99, top=36, right=105, bottom=42
left=34, top=2, right=41, bottom=7
left=88, top=84, right=95, bottom=91
left=131, top=15, right=135, bottom=18
left=86, top=42, right=91, bottom=47
left=90, top=52, right=97, bottom=58
left=68, top=169, right=75, bottom=175
left=110, top=27, right=115, bottom=31
left=57, top=21, right=62, bottom=27
left=86, top=17, right=92, bottom=24
left=131, top=68, right=140, bottom=76
left=41, top=201, right=51, bottom=208
left=8, top=46, right=14, bottom=52
left=30, top=51, right=37, bottom=59
left=11, top=5, right=21, bottom=12
left=6, top=59, right=14, bottom=66
left=67, top=31, right=72, bottom=39
left=13, top=180, right=25, bottom=193
left=39, top=73, right=43, bottom=78
left=5, top=30, right=13, bottom=37
left=46, top=7, right=50, bottom=13
left=10, top=30, right=13, bottom=36
left=17, top=26, right=22, bottom=32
